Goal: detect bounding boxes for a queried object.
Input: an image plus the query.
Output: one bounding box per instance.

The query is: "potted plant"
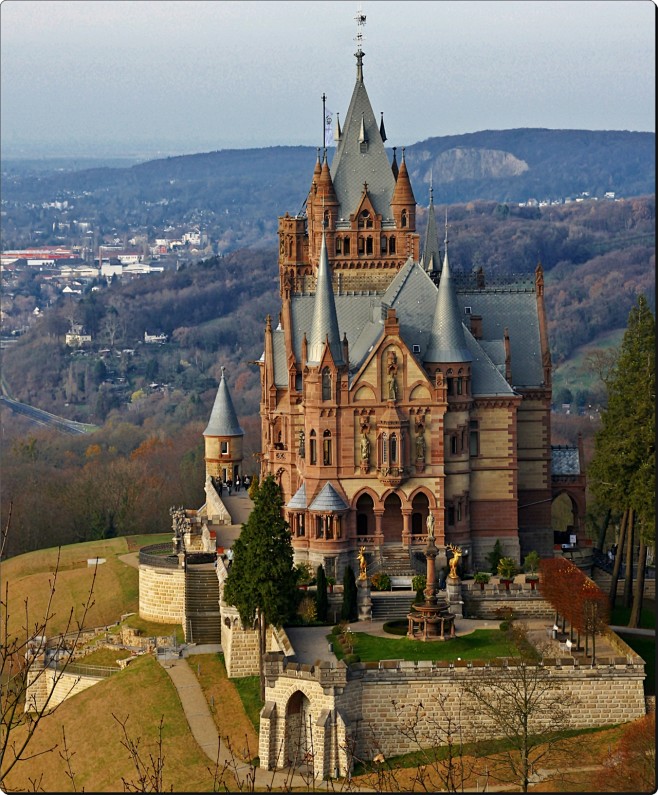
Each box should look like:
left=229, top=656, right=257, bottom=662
left=326, top=576, right=336, bottom=594
left=473, top=571, right=491, bottom=591
left=497, top=557, right=517, bottom=590
left=523, top=550, right=540, bottom=589
left=370, top=571, right=391, bottom=591
left=295, top=562, right=314, bottom=590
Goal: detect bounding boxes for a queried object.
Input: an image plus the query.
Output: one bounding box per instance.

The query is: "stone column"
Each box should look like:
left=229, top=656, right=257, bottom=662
left=357, top=578, right=372, bottom=621
left=446, top=576, right=463, bottom=617
left=401, top=509, right=412, bottom=547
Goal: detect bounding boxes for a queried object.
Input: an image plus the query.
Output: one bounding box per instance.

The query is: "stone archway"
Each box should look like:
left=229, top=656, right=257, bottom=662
left=285, top=690, right=313, bottom=767
left=356, top=493, right=375, bottom=538
left=552, top=491, right=582, bottom=544
left=382, top=493, right=402, bottom=543
left=411, top=492, right=429, bottom=539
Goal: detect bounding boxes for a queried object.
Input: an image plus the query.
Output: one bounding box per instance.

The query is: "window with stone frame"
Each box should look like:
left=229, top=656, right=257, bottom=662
left=310, top=430, right=317, bottom=465
left=323, top=430, right=332, bottom=465
left=322, top=368, right=332, bottom=401
left=469, top=420, right=479, bottom=457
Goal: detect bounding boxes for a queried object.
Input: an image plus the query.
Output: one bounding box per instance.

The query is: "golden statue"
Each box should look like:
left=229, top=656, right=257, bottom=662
left=447, top=544, right=463, bottom=579
left=358, top=546, right=367, bottom=580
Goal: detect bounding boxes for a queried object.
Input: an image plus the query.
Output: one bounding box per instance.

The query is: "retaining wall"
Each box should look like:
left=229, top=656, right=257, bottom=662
left=138, top=564, right=186, bottom=624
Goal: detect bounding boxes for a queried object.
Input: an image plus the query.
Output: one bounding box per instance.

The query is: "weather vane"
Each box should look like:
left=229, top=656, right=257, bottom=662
left=355, top=4, right=366, bottom=54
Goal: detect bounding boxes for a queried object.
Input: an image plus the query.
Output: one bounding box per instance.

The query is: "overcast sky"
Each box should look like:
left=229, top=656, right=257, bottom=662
left=1, top=0, right=655, bottom=158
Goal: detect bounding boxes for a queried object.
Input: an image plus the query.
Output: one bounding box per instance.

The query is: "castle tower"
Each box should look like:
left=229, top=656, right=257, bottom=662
left=204, top=366, right=244, bottom=483
left=257, top=14, right=558, bottom=577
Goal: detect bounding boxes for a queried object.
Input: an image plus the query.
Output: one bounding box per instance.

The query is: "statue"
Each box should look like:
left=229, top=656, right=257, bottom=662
left=447, top=544, right=463, bottom=579
left=298, top=429, right=305, bottom=458
left=358, top=546, right=368, bottom=580
left=426, top=512, right=435, bottom=540
left=387, top=371, right=398, bottom=400
left=360, top=432, right=370, bottom=461
left=416, top=428, right=426, bottom=460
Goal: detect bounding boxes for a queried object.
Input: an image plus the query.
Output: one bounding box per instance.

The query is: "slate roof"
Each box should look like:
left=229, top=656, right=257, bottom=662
left=420, top=188, right=442, bottom=275
left=271, top=257, right=534, bottom=398
left=307, top=232, right=345, bottom=366
left=329, top=56, right=396, bottom=223
left=425, top=247, right=472, bottom=363
left=203, top=367, right=244, bottom=437
left=551, top=446, right=581, bottom=476
left=287, top=483, right=307, bottom=509
left=308, top=482, right=349, bottom=513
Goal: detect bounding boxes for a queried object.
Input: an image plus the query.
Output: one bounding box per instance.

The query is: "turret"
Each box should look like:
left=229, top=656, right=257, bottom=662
left=307, top=231, right=344, bottom=367
left=204, top=366, right=244, bottom=483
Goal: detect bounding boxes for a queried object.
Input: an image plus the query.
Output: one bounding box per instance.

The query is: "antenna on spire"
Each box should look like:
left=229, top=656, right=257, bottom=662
left=444, top=208, right=449, bottom=247
left=354, top=4, right=366, bottom=80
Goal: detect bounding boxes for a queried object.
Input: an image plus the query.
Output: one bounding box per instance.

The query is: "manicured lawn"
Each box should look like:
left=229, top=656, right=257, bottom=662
left=330, top=628, right=520, bottom=662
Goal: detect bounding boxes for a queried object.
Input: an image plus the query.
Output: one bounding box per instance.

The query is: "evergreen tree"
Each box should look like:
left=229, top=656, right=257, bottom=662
left=588, top=295, right=655, bottom=625
left=486, top=539, right=504, bottom=573
left=341, top=565, right=358, bottom=621
left=315, top=565, right=328, bottom=623
left=223, top=475, right=298, bottom=698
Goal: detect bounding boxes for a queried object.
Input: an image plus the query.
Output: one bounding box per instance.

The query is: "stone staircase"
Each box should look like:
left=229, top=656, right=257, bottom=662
left=371, top=591, right=416, bottom=621
left=185, top=564, right=221, bottom=645
left=377, top=545, right=421, bottom=578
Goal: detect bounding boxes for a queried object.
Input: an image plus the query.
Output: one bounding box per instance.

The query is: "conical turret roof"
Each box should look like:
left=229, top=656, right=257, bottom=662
left=307, top=231, right=344, bottom=366
left=203, top=366, right=244, bottom=437
left=421, top=183, right=441, bottom=275
left=330, top=50, right=395, bottom=220
left=390, top=148, right=416, bottom=207
left=425, top=233, right=471, bottom=363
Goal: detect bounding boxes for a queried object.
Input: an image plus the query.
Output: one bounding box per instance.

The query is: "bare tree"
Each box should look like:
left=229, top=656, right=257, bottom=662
left=0, top=504, right=97, bottom=790
left=461, top=645, right=579, bottom=792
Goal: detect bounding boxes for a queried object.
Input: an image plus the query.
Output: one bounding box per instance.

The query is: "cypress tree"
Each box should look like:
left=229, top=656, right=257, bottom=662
left=341, top=565, right=358, bottom=621
left=588, top=295, right=655, bottom=625
left=315, top=565, right=328, bottom=623
left=223, top=475, right=298, bottom=698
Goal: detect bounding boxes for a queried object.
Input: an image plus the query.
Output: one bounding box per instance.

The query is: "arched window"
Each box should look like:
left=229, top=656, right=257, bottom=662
left=412, top=513, right=423, bottom=534
left=309, top=430, right=317, bottom=465
left=358, top=236, right=365, bottom=255
left=380, top=236, right=387, bottom=254
left=322, top=368, right=331, bottom=401
left=323, top=430, right=332, bottom=465
left=343, top=237, right=350, bottom=255
left=381, top=432, right=388, bottom=464
left=323, top=209, right=330, bottom=228
left=390, top=433, right=398, bottom=463
left=401, top=209, right=407, bottom=228
left=335, top=237, right=342, bottom=254
left=356, top=493, right=374, bottom=536
left=388, top=236, right=396, bottom=254
left=366, top=236, right=373, bottom=255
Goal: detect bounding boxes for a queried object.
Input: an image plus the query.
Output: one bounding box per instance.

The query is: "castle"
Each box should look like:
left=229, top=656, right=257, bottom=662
left=253, top=22, right=585, bottom=582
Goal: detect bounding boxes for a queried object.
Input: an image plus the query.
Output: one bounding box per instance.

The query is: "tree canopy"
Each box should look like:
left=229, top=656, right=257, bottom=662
left=588, top=294, right=655, bottom=542
left=223, top=475, right=298, bottom=631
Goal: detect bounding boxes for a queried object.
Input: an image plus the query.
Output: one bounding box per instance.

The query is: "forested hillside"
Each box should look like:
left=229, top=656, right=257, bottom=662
left=1, top=195, right=653, bottom=559
left=2, top=129, right=654, bottom=252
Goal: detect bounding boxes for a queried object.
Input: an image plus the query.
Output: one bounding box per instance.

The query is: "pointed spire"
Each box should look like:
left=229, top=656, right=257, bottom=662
left=421, top=178, right=441, bottom=275
left=424, top=215, right=471, bottom=363
left=204, top=366, right=244, bottom=437
left=391, top=148, right=416, bottom=216
left=334, top=112, right=342, bottom=142
left=379, top=111, right=387, bottom=142
left=307, top=231, right=344, bottom=366
left=391, top=146, right=399, bottom=180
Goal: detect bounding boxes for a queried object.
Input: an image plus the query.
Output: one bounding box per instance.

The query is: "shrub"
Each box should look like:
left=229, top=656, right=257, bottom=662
left=343, top=653, right=361, bottom=666
left=370, top=571, right=391, bottom=591
left=474, top=571, right=491, bottom=584
left=497, top=557, right=518, bottom=580
left=523, top=550, right=540, bottom=575
left=411, top=574, right=426, bottom=593
left=486, top=539, right=504, bottom=573
left=297, top=595, right=317, bottom=624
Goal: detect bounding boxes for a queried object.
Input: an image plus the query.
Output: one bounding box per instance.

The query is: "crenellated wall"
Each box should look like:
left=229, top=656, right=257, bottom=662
left=259, top=644, right=647, bottom=779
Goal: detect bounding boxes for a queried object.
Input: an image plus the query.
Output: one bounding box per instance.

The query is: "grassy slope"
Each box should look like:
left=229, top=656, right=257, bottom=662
left=552, top=327, right=624, bottom=398
left=2, top=535, right=169, bottom=640
left=3, top=655, right=221, bottom=792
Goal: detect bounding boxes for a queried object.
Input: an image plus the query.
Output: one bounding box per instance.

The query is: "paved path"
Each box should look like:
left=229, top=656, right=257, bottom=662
left=158, top=654, right=312, bottom=790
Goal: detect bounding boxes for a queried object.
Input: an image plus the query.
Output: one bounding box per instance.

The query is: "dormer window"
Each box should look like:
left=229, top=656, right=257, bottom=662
left=358, top=210, right=372, bottom=229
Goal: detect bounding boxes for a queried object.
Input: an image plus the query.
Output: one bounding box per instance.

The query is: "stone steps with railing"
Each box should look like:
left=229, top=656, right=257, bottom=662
left=185, top=565, right=221, bottom=645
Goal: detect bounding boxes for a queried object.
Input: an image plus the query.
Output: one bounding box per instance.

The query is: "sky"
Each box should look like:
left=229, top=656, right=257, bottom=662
left=1, top=0, right=655, bottom=158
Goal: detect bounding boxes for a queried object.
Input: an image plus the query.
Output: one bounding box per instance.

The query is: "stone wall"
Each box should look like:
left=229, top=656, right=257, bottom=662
left=220, top=602, right=292, bottom=677
left=260, top=648, right=647, bottom=778
left=25, top=662, right=106, bottom=713
left=138, top=564, right=186, bottom=624
left=463, top=587, right=554, bottom=619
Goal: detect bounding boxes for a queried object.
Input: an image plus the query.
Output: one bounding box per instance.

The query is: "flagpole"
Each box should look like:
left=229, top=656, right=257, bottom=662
left=322, top=93, right=326, bottom=150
